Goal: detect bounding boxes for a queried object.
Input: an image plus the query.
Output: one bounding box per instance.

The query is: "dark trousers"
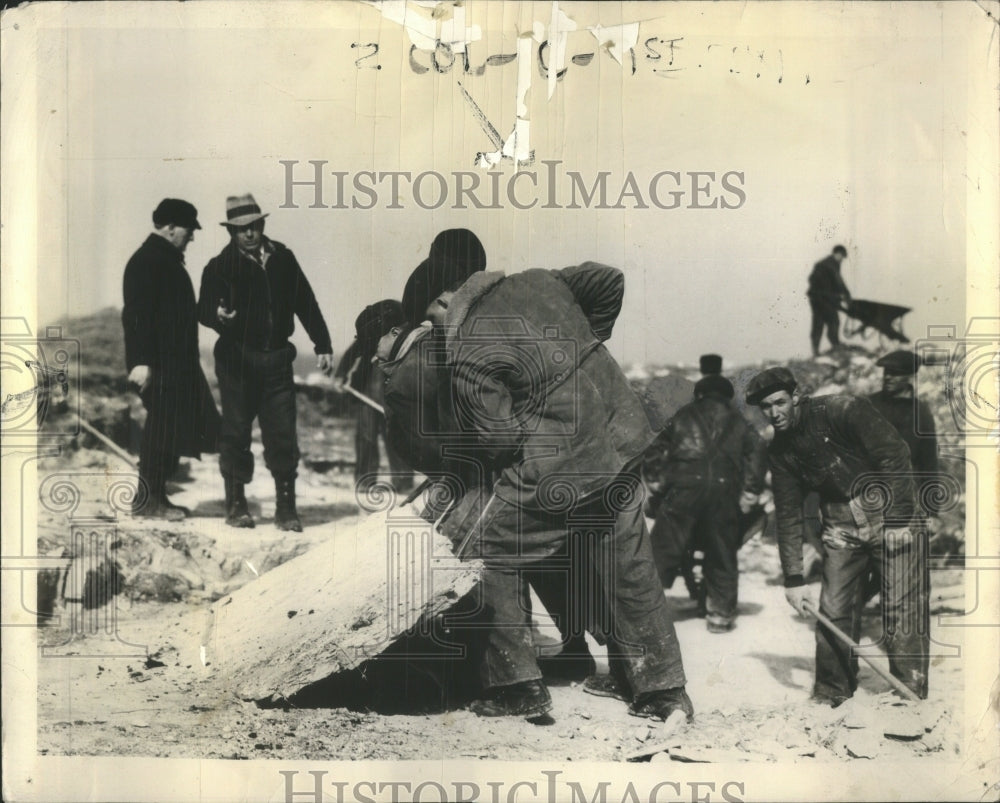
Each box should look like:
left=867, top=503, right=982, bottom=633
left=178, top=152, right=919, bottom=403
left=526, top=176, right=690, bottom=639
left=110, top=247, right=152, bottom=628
left=215, top=345, right=298, bottom=483
left=479, top=476, right=687, bottom=698
left=355, top=400, right=414, bottom=493
left=816, top=528, right=930, bottom=700
left=809, top=297, right=841, bottom=354
left=650, top=483, right=741, bottom=621
left=138, top=429, right=179, bottom=501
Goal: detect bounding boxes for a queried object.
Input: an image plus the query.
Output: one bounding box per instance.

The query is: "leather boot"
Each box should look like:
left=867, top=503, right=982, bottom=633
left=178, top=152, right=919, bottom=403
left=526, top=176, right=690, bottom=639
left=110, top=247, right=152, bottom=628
left=132, top=475, right=185, bottom=522
left=224, top=476, right=255, bottom=528
left=274, top=477, right=302, bottom=532
left=468, top=679, right=552, bottom=719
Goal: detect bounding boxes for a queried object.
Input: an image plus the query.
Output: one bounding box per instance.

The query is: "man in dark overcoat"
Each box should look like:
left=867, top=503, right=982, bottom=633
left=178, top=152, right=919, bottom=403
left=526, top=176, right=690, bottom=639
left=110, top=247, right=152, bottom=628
left=122, top=198, right=220, bottom=520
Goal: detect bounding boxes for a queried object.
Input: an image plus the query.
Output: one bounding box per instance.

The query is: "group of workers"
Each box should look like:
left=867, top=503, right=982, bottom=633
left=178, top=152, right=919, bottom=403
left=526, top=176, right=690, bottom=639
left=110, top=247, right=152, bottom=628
left=123, top=197, right=937, bottom=721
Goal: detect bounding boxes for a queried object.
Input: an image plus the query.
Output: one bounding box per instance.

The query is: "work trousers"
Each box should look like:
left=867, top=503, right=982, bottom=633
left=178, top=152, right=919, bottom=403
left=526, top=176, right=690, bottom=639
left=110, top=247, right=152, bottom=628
left=815, top=505, right=930, bottom=700
left=809, top=297, right=841, bottom=354
left=477, top=473, right=687, bottom=698
left=215, top=343, right=298, bottom=483
left=650, top=483, right=742, bottom=621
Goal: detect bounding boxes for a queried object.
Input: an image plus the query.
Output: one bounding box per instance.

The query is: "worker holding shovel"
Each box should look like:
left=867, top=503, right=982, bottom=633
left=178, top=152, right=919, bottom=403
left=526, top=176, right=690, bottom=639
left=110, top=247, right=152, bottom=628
left=746, top=366, right=930, bottom=707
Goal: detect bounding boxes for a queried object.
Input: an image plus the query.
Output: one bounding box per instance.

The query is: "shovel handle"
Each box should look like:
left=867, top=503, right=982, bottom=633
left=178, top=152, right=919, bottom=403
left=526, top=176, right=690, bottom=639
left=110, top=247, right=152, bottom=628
left=802, top=599, right=921, bottom=702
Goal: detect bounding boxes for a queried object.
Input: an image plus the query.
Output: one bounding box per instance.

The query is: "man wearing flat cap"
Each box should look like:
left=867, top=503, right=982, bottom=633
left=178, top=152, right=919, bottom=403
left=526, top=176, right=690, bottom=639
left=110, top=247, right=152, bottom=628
left=123, top=199, right=220, bottom=520
left=746, top=365, right=930, bottom=705
left=334, top=300, right=413, bottom=494
left=198, top=193, right=333, bottom=531
left=644, top=373, right=766, bottom=634
left=406, top=230, right=691, bottom=723
left=807, top=245, right=852, bottom=356
left=868, top=350, right=939, bottom=479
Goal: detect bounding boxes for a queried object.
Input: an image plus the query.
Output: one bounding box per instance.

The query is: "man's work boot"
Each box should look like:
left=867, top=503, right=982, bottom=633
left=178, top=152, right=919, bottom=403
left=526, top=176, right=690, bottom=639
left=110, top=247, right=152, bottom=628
left=274, top=477, right=303, bottom=532
left=224, top=476, right=255, bottom=529
left=629, top=686, right=695, bottom=723
left=537, top=636, right=596, bottom=683
left=132, top=477, right=186, bottom=522
left=706, top=613, right=736, bottom=633
left=582, top=673, right=629, bottom=702
left=468, top=680, right=552, bottom=720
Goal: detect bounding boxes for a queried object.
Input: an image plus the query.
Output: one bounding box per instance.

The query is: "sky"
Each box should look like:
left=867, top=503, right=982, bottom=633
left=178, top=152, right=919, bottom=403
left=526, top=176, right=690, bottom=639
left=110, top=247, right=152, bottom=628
left=4, top=0, right=992, bottom=370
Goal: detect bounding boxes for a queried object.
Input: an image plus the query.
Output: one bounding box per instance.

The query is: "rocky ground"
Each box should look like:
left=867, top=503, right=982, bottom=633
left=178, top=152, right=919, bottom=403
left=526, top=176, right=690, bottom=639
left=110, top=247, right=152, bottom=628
left=24, top=311, right=988, bottom=777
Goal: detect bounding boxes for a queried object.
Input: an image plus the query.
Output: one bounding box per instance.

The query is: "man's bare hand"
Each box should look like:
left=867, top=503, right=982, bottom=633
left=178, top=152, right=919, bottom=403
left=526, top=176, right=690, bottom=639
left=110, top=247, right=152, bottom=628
left=217, top=298, right=237, bottom=326
left=317, top=353, right=334, bottom=377
left=739, top=490, right=758, bottom=515
left=785, top=585, right=814, bottom=617
left=331, top=378, right=346, bottom=394
left=128, top=365, right=151, bottom=394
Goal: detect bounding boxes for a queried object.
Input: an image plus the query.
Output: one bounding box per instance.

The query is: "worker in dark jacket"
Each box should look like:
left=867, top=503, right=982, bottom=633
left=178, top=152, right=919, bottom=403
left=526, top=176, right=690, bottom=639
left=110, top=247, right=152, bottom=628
left=382, top=253, right=598, bottom=691
left=808, top=245, right=851, bottom=356
left=645, top=374, right=766, bottom=632
left=417, top=239, right=690, bottom=723
left=868, top=349, right=939, bottom=483
left=198, top=194, right=333, bottom=531
left=747, top=366, right=929, bottom=705
left=334, top=301, right=413, bottom=495
left=122, top=198, right=220, bottom=520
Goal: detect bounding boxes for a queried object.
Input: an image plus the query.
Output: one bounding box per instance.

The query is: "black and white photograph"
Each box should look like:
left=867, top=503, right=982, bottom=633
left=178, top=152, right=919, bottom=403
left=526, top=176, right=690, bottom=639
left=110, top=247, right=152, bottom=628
left=1, top=2, right=998, bottom=801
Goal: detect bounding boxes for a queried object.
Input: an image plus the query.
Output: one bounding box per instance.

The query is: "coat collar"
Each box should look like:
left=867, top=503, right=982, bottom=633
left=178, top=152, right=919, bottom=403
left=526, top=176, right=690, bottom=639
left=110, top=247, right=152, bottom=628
left=378, top=322, right=433, bottom=377
left=144, top=232, right=185, bottom=261
left=443, top=271, right=506, bottom=349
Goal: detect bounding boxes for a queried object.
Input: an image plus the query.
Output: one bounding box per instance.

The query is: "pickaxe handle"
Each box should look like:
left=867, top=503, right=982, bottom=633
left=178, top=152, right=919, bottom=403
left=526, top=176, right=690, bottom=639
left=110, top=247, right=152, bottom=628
left=802, top=599, right=921, bottom=702
left=344, top=385, right=385, bottom=415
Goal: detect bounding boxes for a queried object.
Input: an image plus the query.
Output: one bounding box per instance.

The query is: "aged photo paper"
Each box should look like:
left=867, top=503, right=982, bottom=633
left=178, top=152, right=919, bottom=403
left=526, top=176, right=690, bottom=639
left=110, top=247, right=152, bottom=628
left=2, top=1, right=998, bottom=801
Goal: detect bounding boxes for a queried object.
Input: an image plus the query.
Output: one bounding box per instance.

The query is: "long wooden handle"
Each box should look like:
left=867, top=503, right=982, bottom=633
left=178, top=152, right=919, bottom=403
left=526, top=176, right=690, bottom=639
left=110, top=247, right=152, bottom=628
left=344, top=385, right=385, bottom=415
left=802, top=599, right=921, bottom=702
left=78, top=419, right=138, bottom=468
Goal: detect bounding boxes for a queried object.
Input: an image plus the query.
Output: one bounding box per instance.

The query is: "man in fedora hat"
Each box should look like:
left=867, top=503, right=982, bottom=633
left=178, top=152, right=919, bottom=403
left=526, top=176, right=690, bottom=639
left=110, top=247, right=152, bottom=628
left=198, top=193, right=333, bottom=531
left=746, top=365, right=929, bottom=705
left=807, top=245, right=852, bottom=356
left=123, top=198, right=220, bottom=520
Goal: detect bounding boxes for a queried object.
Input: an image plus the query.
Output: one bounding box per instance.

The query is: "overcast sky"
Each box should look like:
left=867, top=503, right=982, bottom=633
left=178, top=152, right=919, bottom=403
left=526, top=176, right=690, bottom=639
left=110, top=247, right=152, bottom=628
left=9, top=0, right=988, bottom=369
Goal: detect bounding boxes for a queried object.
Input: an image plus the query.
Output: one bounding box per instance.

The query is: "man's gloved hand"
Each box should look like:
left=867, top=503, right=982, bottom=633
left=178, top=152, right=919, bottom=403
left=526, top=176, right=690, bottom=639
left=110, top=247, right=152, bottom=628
left=128, top=365, right=151, bottom=394
left=739, top=490, right=758, bottom=515
left=331, top=377, right=346, bottom=394
left=785, top=585, right=814, bottom=617
left=317, top=353, right=334, bottom=377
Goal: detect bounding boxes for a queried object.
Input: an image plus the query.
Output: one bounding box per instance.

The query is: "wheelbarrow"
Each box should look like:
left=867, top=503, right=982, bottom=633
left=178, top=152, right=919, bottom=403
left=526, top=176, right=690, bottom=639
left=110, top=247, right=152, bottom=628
left=840, top=299, right=912, bottom=344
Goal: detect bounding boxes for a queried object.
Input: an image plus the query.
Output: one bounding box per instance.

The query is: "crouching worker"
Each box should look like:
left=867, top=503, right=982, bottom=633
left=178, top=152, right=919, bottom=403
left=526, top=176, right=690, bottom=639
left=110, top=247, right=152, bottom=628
left=746, top=366, right=930, bottom=705
left=398, top=230, right=692, bottom=723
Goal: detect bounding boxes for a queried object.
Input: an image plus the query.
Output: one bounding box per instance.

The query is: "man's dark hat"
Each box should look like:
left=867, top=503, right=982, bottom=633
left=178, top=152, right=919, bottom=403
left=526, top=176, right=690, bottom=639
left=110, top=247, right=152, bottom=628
left=152, top=198, right=201, bottom=230
left=746, top=366, right=798, bottom=406
left=402, top=232, right=486, bottom=325
left=355, top=300, right=406, bottom=356
left=699, top=354, right=723, bottom=375
left=695, top=374, right=734, bottom=400
left=876, top=350, right=921, bottom=376
left=832, top=244, right=848, bottom=257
